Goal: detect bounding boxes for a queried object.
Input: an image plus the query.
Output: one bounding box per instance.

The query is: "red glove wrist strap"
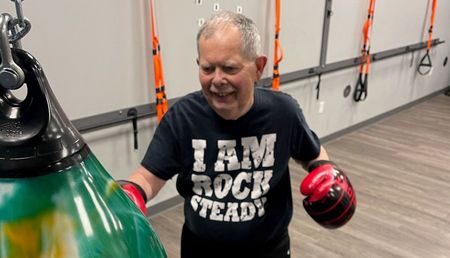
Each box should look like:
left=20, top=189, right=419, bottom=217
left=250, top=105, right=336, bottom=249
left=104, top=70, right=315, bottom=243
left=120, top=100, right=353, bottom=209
left=117, top=180, right=148, bottom=203
left=307, top=160, right=336, bottom=172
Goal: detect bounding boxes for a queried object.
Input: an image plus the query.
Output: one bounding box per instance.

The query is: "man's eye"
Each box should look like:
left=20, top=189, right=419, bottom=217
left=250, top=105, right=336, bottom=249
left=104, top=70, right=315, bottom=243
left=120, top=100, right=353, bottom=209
left=223, top=66, right=239, bottom=74
left=201, top=66, right=214, bottom=74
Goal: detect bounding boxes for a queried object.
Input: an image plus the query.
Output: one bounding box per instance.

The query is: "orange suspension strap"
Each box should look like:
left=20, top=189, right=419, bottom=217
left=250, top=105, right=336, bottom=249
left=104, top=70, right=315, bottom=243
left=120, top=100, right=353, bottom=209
left=354, top=0, right=376, bottom=102
left=417, top=0, right=437, bottom=75
left=150, top=0, right=168, bottom=122
left=272, top=0, right=283, bottom=91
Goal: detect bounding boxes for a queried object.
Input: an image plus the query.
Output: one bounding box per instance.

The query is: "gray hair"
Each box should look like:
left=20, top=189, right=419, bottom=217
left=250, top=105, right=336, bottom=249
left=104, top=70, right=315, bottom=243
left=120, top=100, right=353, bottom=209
left=196, top=11, right=262, bottom=61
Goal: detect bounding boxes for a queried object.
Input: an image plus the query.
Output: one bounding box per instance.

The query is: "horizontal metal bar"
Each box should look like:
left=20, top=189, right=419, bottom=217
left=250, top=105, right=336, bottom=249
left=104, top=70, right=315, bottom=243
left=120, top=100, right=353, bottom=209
left=257, top=38, right=445, bottom=88
left=73, top=38, right=445, bottom=133
left=72, top=97, right=181, bottom=133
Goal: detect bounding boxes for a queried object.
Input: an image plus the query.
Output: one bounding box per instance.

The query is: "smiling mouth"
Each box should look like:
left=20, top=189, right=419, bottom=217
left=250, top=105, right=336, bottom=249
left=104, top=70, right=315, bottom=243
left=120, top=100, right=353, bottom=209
left=210, top=91, right=235, bottom=104
left=214, top=92, right=233, bottom=97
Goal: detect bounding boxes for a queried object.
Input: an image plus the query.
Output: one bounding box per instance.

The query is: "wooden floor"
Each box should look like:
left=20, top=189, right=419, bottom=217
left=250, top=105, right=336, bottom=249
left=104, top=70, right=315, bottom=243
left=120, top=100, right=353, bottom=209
left=149, top=94, right=450, bottom=258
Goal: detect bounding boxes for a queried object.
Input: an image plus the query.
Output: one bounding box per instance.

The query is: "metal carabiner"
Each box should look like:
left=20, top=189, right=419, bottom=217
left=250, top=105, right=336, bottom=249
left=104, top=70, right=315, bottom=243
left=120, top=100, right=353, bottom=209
left=0, top=13, right=25, bottom=90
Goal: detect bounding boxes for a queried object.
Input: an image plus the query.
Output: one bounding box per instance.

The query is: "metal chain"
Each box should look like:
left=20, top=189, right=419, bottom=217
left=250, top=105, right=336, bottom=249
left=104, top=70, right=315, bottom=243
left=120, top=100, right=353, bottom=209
left=8, top=18, right=31, bottom=43
left=8, top=0, right=31, bottom=45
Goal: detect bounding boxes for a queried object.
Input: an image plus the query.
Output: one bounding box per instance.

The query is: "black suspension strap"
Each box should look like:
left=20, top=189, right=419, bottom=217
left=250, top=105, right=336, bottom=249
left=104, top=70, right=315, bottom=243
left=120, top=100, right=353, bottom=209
left=417, top=0, right=437, bottom=76
left=354, top=0, right=376, bottom=102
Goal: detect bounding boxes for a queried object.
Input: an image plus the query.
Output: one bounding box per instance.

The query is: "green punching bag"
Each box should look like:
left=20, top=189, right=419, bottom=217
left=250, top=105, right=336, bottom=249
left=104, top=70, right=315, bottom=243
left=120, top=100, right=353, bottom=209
left=0, top=49, right=167, bottom=257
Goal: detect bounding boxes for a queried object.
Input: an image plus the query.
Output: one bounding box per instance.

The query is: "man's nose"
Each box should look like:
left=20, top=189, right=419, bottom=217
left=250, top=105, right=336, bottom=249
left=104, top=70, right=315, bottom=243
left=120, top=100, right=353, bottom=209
left=212, top=69, right=226, bottom=85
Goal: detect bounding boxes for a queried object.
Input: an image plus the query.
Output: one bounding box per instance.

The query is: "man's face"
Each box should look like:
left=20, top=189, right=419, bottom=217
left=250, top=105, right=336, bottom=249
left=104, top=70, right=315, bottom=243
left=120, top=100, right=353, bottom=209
left=197, top=26, right=266, bottom=120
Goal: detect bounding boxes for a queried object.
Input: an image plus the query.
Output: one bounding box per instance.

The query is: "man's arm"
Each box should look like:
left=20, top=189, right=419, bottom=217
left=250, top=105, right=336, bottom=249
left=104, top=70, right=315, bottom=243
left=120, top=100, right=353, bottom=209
left=127, top=166, right=166, bottom=201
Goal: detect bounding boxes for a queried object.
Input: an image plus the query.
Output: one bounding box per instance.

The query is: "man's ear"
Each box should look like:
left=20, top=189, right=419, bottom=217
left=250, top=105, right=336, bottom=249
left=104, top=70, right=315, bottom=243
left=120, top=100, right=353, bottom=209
left=255, top=56, right=267, bottom=79
left=196, top=58, right=200, bottom=66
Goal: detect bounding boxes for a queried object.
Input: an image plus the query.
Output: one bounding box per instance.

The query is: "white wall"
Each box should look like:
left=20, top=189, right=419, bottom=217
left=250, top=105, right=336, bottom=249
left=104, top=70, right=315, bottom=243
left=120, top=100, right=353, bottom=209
left=1, top=0, right=449, bottom=207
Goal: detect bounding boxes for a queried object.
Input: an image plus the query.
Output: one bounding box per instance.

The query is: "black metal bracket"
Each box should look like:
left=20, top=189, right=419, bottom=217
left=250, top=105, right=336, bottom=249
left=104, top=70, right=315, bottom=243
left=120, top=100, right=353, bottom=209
left=127, top=108, right=138, bottom=150
left=72, top=98, right=181, bottom=134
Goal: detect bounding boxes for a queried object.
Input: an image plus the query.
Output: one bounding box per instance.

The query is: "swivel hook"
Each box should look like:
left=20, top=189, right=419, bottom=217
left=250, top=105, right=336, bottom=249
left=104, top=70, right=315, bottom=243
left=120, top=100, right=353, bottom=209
left=0, top=13, right=25, bottom=90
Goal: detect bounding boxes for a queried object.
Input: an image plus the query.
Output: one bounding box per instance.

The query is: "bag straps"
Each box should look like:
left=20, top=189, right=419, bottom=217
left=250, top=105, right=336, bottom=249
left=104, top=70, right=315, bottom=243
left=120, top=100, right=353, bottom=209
left=354, top=0, right=376, bottom=102
left=150, top=0, right=168, bottom=122
left=272, top=0, right=283, bottom=91
left=417, top=0, right=437, bottom=76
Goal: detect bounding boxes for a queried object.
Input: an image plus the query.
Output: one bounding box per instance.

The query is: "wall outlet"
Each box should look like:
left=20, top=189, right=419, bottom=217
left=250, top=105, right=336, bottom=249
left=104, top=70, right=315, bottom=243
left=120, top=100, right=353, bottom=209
left=318, top=101, right=325, bottom=113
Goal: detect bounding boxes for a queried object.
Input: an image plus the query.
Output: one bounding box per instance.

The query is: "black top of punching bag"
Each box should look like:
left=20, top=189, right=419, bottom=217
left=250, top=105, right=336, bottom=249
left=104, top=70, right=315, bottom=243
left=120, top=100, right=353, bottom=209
left=0, top=49, right=86, bottom=178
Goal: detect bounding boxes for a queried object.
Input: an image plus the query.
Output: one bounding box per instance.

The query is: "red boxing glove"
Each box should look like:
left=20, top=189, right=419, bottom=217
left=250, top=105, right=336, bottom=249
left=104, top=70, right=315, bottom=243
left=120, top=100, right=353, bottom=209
left=117, top=180, right=148, bottom=216
left=300, top=160, right=356, bottom=229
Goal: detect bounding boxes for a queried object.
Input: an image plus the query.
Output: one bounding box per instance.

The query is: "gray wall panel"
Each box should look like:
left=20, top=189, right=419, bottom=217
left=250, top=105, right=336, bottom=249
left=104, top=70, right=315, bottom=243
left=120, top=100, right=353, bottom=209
left=1, top=0, right=449, bottom=207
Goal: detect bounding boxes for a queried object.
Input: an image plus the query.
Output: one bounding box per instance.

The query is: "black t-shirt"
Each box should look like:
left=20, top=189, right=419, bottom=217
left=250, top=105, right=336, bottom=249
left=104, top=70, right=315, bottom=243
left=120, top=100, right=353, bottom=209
left=142, top=87, right=321, bottom=249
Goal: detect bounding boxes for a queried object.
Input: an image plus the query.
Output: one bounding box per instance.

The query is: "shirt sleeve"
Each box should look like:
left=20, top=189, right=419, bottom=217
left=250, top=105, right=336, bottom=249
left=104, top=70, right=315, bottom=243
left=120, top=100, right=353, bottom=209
left=141, top=110, right=182, bottom=181
left=289, top=101, right=321, bottom=162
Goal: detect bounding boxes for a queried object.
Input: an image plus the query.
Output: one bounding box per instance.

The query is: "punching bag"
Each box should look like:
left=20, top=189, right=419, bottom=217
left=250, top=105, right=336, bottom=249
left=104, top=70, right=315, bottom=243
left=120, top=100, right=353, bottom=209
left=0, top=48, right=167, bottom=257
